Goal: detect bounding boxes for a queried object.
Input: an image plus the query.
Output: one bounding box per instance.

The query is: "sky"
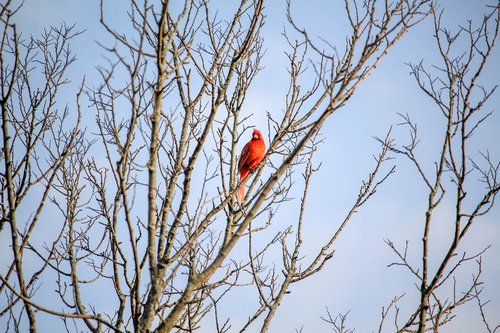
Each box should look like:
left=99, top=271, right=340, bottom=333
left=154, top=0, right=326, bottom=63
left=4, top=0, right=500, bottom=332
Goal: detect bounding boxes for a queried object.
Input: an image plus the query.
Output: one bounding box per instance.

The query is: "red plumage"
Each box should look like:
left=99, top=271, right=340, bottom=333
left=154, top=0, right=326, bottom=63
left=237, top=129, right=266, bottom=203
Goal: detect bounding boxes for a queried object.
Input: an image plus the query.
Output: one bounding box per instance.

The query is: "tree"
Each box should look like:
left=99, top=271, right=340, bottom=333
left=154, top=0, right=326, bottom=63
left=379, top=4, right=500, bottom=332
left=1, top=0, right=498, bottom=332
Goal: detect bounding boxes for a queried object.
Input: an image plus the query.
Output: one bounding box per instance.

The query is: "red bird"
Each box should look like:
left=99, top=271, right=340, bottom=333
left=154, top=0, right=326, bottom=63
left=237, top=129, right=266, bottom=203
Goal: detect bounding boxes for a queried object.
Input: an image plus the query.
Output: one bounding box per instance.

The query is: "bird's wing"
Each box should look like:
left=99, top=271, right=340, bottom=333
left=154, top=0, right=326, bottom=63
left=238, top=142, right=250, bottom=171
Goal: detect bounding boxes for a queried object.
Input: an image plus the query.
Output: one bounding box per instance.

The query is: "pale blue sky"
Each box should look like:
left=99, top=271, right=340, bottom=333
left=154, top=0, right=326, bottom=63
left=5, top=0, right=500, bottom=332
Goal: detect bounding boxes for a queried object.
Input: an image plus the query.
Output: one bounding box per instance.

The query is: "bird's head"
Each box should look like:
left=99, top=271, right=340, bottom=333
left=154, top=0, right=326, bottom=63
left=252, top=129, right=263, bottom=140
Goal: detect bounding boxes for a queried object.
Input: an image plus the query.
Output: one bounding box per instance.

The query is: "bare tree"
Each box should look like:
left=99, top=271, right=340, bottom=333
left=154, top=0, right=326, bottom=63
left=380, top=3, right=500, bottom=333
left=0, top=1, right=86, bottom=332
left=11, top=0, right=500, bottom=333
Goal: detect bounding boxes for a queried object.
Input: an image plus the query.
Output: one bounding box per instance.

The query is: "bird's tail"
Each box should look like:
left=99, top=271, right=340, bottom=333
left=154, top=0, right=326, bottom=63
left=237, top=170, right=249, bottom=203
left=237, top=184, right=245, bottom=204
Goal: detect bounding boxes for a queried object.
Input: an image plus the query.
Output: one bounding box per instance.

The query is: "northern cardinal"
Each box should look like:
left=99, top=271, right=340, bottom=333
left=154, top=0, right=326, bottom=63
left=237, top=129, right=266, bottom=203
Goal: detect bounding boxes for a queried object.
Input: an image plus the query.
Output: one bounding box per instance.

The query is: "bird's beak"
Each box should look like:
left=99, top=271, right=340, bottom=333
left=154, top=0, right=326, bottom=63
left=253, top=134, right=259, bottom=140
